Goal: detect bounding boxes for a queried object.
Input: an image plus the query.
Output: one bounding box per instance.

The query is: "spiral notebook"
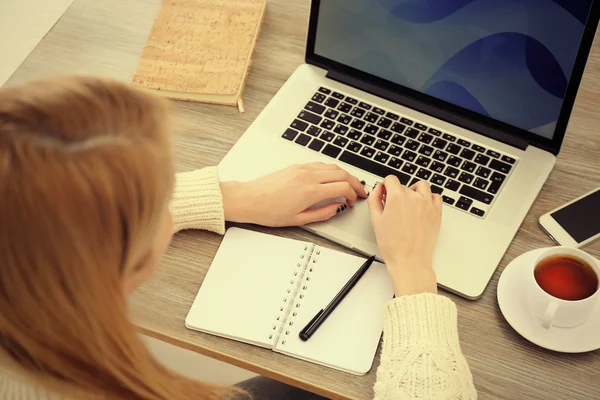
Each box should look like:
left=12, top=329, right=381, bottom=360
left=185, top=228, right=394, bottom=375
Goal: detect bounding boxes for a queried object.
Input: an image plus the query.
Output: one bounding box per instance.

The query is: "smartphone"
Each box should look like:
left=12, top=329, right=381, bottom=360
left=539, top=187, right=600, bottom=248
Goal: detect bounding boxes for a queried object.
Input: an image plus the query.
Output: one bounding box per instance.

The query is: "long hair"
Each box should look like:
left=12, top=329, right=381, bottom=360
left=0, top=77, right=236, bottom=399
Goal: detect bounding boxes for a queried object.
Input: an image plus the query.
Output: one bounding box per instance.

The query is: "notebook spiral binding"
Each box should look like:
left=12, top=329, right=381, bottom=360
left=269, top=244, right=321, bottom=346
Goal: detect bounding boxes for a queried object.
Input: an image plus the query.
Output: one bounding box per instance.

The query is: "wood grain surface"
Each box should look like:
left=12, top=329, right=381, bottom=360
left=7, top=0, right=600, bottom=399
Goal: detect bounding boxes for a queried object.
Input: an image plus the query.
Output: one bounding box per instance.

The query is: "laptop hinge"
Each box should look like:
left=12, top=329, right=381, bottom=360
left=326, top=69, right=529, bottom=151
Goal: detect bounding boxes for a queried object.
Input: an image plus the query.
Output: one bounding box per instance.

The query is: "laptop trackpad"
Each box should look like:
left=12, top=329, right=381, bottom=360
left=312, top=198, right=378, bottom=243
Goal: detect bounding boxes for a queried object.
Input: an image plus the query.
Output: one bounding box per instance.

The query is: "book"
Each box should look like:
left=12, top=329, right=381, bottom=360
left=132, top=0, right=267, bottom=112
left=185, top=228, right=394, bottom=375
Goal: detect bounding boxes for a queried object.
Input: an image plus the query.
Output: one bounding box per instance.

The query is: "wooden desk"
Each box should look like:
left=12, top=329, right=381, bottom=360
left=8, top=0, right=600, bottom=398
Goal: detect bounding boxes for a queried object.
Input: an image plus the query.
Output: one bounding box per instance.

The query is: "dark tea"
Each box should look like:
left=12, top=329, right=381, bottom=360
left=534, top=255, right=599, bottom=301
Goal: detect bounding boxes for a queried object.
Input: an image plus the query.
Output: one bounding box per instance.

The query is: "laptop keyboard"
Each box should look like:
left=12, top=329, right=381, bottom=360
left=281, top=87, right=518, bottom=218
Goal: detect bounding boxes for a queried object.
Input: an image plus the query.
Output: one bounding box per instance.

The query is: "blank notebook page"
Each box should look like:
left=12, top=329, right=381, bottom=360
left=274, top=249, right=394, bottom=375
left=185, top=228, right=308, bottom=348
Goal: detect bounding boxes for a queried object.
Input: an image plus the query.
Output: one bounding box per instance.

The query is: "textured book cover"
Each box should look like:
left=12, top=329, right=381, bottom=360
left=132, top=0, right=267, bottom=112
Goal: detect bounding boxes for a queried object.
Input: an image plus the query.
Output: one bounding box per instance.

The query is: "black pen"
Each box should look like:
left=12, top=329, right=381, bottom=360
left=299, top=255, right=376, bottom=341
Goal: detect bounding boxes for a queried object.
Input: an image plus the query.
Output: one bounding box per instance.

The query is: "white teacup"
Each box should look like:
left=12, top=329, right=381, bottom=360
left=526, top=247, right=600, bottom=329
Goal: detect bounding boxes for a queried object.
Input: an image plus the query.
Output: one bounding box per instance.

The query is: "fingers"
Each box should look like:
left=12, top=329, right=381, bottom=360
left=382, top=175, right=404, bottom=197
left=367, top=181, right=385, bottom=217
left=433, top=193, right=443, bottom=211
left=319, top=181, right=359, bottom=206
left=316, top=169, right=368, bottom=198
left=410, top=180, right=432, bottom=199
left=294, top=202, right=346, bottom=225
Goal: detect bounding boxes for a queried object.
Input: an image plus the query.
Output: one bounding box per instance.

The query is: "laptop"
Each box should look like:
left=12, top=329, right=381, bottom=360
left=219, top=0, right=600, bottom=299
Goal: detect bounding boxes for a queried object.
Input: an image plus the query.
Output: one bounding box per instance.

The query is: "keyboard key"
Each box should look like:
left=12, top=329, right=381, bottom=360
left=320, top=119, right=335, bottom=130
left=430, top=174, right=446, bottom=186
left=446, top=143, right=461, bottom=155
left=360, top=134, right=376, bottom=146
left=391, top=134, right=406, bottom=146
left=459, top=186, right=494, bottom=205
left=307, top=125, right=322, bottom=137
left=475, top=166, right=491, bottom=179
left=462, top=160, right=477, bottom=173
left=282, top=128, right=298, bottom=141
left=447, top=155, right=462, bottom=167
left=415, top=156, right=431, bottom=168
left=386, top=111, right=399, bottom=120
left=339, top=151, right=410, bottom=185
left=377, top=129, right=393, bottom=140
left=360, top=146, right=375, bottom=158
left=486, top=149, right=501, bottom=158
left=418, top=133, right=433, bottom=144
left=347, top=141, right=362, bottom=153
left=470, top=207, right=485, bottom=217
left=418, top=145, right=434, bottom=156
left=473, top=177, right=489, bottom=190
left=443, top=166, right=459, bottom=179
left=295, top=133, right=311, bottom=146
left=400, top=117, right=413, bottom=125
left=416, top=168, right=432, bottom=180
left=350, top=107, right=366, bottom=118
left=345, top=97, right=358, bottom=105
left=358, top=102, right=372, bottom=110
left=491, top=172, right=506, bottom=184
left=415, top=123, right=427, bottom=131
left=347, top=129, right=362, bottom=140
left=460, top=148, right=476, bottom=160
left=305, top=101, right=326, bottom=114
left=402, top=162, right=417, bottom=175
left=377, top=117, right=392, bottom=128
left=312, top=93, right=326, bottom=103
left=333, top=136, right=349, bottom=148
left=456, top=197, right=472, bottom=210
left=332, top=91, right=345, bottom=99
left=299, top=111, right=322, bottom=125
left=387, top=145, right=403, bottom=156
left=308, top=138, right=325, bottom=152
left=401, top=150, right=417, bottom=162
left=322, top=144, right=342, bottom=158
left=324, top=109, right=339, bottom=120
left=442, top=133, right=456, bottom=142
left=373, top=107, right=385, bottom=115
left=458, top=172, right=474, bottom=185
left=364, top=124, right=379, bottom=135
left=388, top=157, right=403, bottom=169
left=475, top=153, right=490, bottom=165
left=430, top=161, right=445, bottom=173
left=405, top=139, right=419, bottom=151
left=458, top=139, right=471, bottom=147
left=333, top=124, right=349, bottom=135
left=319, top=131, right=335, bottom=142
left=442, top=195, right=455, bottom=205
left=373, top=139, right=389, bottom=151
left=472, top=144, right=486, bottom=153
left=501, top=155, right=516, bottom=164
left=405, top=128, right=419, bottom=138
left=291, top=119, right=309, bottom=131
left=337, top=114, right=352, bottom=125
left=433, top=150, right=448, bottom=162
left=364, top=112, right=379, bottom=123
left=444, top=179, right=460, bottom=191
left=428, top=128, right=442, bottom=136
left=391, top=122, right=406, bottom=134
left=431, top=185, right=443, bottom=194
left=432, top=138, right=448, bottom=149
left=350, top=119, right=366, bottom=130
left=489, top=159, right=512, bottom=174
left=374, top=151, right=390, bottom=164
left=488, top=180, right=502, bottom=194
left=318, top=87, right=331, bottom=94
left=324, top=98, right=339, bottom=108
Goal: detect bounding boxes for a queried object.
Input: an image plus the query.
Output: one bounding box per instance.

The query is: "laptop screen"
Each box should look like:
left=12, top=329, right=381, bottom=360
left=313, top=0, right=594, bottom=140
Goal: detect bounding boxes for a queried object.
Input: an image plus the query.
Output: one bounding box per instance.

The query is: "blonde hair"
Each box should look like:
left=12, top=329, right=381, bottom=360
left=0, top=77, right=238, bottom=399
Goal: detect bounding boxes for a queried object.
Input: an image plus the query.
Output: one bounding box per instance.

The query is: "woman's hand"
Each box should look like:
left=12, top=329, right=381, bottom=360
left=220, top=163, right=368, bottom=227
left=367, top=175, right=442, bottom=297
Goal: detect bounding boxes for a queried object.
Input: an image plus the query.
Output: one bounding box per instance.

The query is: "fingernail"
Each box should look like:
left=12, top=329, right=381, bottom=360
left=337, top=204, right=348, bottom=213
left=360, top=180, right=366, bottom=185
left=374, top=182, right=379, bottom=189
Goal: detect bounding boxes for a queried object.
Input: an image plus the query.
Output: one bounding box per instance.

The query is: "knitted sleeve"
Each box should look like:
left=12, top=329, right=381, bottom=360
left=169, top=167, right=225, bottom=234
left=374, top=293, right=477, bottom=399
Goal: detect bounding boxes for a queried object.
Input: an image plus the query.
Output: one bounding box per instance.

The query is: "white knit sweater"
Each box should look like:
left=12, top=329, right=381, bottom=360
left=0, top=167, right=477, bottom=399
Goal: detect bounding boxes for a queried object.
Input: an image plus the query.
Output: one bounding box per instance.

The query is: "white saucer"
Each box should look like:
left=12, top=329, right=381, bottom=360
left=497, top=248, right=600, bottom=353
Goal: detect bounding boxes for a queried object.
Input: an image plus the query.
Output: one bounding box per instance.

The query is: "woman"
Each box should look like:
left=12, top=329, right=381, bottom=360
left=0, top=77, right=476, bottom=399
